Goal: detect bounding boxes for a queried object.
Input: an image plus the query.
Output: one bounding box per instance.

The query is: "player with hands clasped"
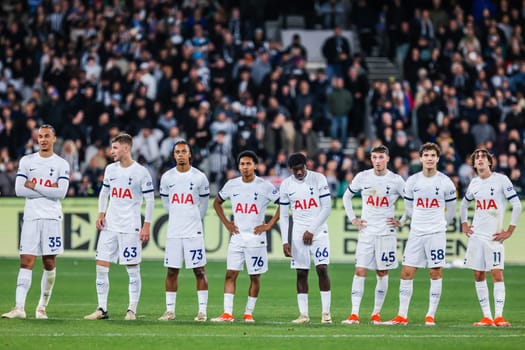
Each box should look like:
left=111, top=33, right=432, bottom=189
left=211, top=150, right=280, bottom=323
left=385, top=142, right=456, bottom=326
left=460, top=149, right=522, bottom=327
left=84, top=133, right=154, bottom=321
left=341, top=145, right=405, bottom=325
left=279, top=153, right=333, bottom=324
left=158, top=140, right=210, bottom=322
left=2, top=124, right=70, bottom=320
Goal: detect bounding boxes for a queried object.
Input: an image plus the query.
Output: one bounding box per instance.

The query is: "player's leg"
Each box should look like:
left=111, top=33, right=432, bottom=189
left=85, top=229, right=117, bottom=319
left=159, top=237, right=182, bottom=320
left=212, top=242, right=240, bottom=322
left=184, top=236, right=208, bottom=321
left=424, top=233, right=446, bottom=326
left=35, top=255, right=57, bottom=319
left=3, top=220, right=40, bottom=319
left=343, top=239, right=372, bottom=324
left=491, top=243, right=508, bottom=326
left=371, top=270, right=388, bottom=323
left=386, top=234, right=425, bottom=324
left=243, top=274, right=260, bottom=322
left=467, top=237, right=494, bottom=326
left=1, top=254, right=36, bottom=319
left=290, top=238, right=311, bottom=323
left=243, top=246, right=267, bottom=322
left=121, top=232, right=142, bottom=320
left=371, top=235, right=397, bottom=322
left=36, top=219, right=63, bottom=319
left=312, top=236, right=331, bottom=324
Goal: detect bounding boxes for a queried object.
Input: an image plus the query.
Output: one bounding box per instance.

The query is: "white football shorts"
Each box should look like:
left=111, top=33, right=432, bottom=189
left=291, top=234, right=330, bottom=269
left=226, top=242, right=268, bottom=275
left=20, top=219, right=63, bottom=256
left=464, top=235, right=505, bottom=271
left=402, top=232, right=446, bottom=268
left=164, top=236, right=206, bottom=269
left=355, top=234, right=398, bottom=270
left=96, top=229, right=142, bottom=265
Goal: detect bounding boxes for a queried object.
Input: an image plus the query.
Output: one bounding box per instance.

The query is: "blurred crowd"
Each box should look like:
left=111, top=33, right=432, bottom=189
left=0, top=0, right=524, bottom=199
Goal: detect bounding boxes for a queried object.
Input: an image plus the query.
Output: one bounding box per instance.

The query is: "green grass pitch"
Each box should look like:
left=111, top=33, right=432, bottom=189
left=0, top=258, right=524, bottom=349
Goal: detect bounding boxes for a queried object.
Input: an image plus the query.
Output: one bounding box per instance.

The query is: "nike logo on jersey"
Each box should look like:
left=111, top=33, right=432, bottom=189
left=413, top=188, right=420, bottom=192
left=288, top=192, right=296, bottom=196
left=232, top=193, right=240, bottom=197
left=169, top=184, right=176, bottom=188
left=363, top=186, right=371, bottom=189
left=29, top=168, right=36, bottom=171
left=109, top=177, right=117, bottom=181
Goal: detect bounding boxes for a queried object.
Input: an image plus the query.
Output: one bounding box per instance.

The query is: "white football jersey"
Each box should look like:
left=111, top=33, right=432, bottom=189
left=159, top=167, right=210, bottom=238
left=464, top=173, right=518, bottom=240
left=17, top=153, right=70, bottom=220
left=280, top=170, right=330, bottom=238
left=101, top=161, right=154, bottom=234
left=218, top=176, right=279, bottom=247
left=348, top=169, right=405, bottom=236
left=404, top=171, right=456, bottom=236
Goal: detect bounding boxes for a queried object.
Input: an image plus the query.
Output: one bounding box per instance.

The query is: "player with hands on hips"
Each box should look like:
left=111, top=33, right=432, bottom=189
left=211, top=150, right=280, bottom=323
left=460, top=149, right=522, bottom=327
left=341, top=145, right=405, bottom=325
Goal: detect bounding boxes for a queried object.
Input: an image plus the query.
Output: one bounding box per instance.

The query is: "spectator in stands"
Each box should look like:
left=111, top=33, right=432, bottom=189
left=321, top=25, right=351, bottom=80
left=471, top=113, right=496, bottom=147
left=327, top=77, right=353, bottom=147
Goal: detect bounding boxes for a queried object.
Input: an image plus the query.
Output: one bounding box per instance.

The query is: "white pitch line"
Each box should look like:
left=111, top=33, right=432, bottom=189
left=1, top=333, right=524, bottom=339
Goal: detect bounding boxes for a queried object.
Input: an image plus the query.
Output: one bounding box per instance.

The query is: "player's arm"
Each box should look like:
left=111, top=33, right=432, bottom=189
left=15, top=174, right=42, bottom=198
left=159, top=175, right=170, bottom=210
left=493, top=188, right=522, bottom=242
left=444, top=183, right=457, bottom=225
left=198, top=177, right=210, bottom=219
left=31, top=177, right=69, bottom=199
left=400, top=179, right=414, bottom=224
left=141, top=188, right=154, bottom=242
left=460, top=190, right=474, bottom=236
left=306, top=177, right=332, bottom=236
left=279, top=191, right=291, bottom=257
left=30, top=163, right=70, bottom=199
left=254, top=203, right=280, bottom=235
left=96, top=175, right=110, bottom=230
left=213, top=195, right=238, bottom=234
left=343, top=186, right=366, bottom=230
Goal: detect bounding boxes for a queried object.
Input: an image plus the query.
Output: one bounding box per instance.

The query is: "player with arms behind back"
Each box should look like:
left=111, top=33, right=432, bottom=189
left=84, top=133, right=154, bottom=321
left=385, top=142, right=456, bottom=326
left=341, top=145, right=405, bottom=325
left=279, top=152, right=333, bottom=324
left=460, top=149, right=521, bottom=327
left=211, top=150, right=280, bottom=323
left=2, top=124, right=70, bottom=319
left=158, top=140, right=210, bottom=322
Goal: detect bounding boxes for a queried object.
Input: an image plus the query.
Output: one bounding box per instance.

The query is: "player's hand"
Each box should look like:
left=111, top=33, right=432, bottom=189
left=254, top=223, right=270, bottom=235
left=387, top=217, right=401, bottom=228
left=226, top=220, right=239, bottom=235
left=461, top=222, right=473, bottom=237
left=96, top=213, right=106, bottom=231
left=493, top=230, right=512, bottom=242
left=140, top=227, right=150, bottom=242
left=351, top=218, right=367, bottom=230
left=303, top=231, right=314, bottom=245
left=283, top=243, right=292, bottom=257
left=24, top=180, right=35, bottom=189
